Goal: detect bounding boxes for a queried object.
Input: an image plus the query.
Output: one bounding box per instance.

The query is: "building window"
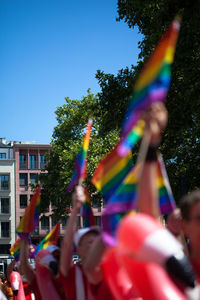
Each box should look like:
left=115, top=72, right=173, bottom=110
left=41, top=216, right=49, bottom=231
left=19, top=154, right=27, bottom=169
left=0, top=153, right=6, bottom=159
left=95, top=216, right=101, bottom=227
left=20, top=195, right=27, bottom=208
left=0, top=175, right=9, bottom=190
left=40, top=155, right=47, bottom=169
left=29, top=155, right=37, bottom=169
left=43, top=205, right=49, bottom=213
left=30, top=173, right=38, bottom=184
left=1, top=222, right=10, bottom=238
left=0, top=244, right=11, bottom=254
left=19, top=173, right=28, bottom=186
left=0, top=198, right=9, bottom=214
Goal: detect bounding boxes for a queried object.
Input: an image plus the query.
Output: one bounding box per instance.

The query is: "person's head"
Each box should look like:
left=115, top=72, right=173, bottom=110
left=167, top=208, right=182, bottom=237
left=74, top=226, right=100, bottom=263
left=46, top=245, right=60, bottom=263
left=180, top=190, right=200, bottom=254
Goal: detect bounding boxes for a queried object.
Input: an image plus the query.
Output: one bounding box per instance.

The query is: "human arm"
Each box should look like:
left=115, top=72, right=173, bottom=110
left=137, top=102, right=168, bottom=219
left=59, top=185, right=85, bottom=277
left=6, top=260, right=16, bottom=282
left=83, top=236, right=105, bottom=284
left=19, top=238, right=35, bottom=283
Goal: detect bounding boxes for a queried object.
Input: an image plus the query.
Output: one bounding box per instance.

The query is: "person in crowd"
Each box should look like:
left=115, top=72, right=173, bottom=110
left=20, top=239, right=41, bottom=300
left=180, top=190, right=200, bottom=280
left=59, top=185, right=115, bottom=300
left=137, top=101, right=168, bottom=218
left=137, top=102, right=200, bottom=290
left=166, top=208, right=189, bottom=255
left=20, top=239, right=65, bottom=299
left=0, top=277, right=7, bottom=300
left=0, top=272, right=13, bottom=300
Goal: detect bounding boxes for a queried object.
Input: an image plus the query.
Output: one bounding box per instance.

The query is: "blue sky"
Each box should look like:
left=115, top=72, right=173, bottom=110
left=1, top=0, right=142, bottom=144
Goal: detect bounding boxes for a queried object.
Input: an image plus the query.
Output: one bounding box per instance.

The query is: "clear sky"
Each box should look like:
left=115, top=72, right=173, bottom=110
left=1, top=0, right=142, bottom=144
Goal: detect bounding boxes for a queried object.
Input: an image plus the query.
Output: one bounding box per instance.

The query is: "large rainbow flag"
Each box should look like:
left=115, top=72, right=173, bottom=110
left=16, top=185, right=41, bottom=237
left=34, top=223, right=60, bottom=257
left=92, top=144, right=133, bottom=202
left=102, top=155, right=175, bottom=245
left=67, top=119, right=93, bottom=192
left=118, top=17, right=181, bottom=156
left=81, top=187, right=95, bottom=227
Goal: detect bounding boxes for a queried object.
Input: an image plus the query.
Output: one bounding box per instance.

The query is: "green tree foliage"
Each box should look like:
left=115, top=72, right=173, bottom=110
left=40, top=90, right=119, bottom=220
left=42, top=0, right=200, bottom=218
left=96, top=0, right=200, bottom=201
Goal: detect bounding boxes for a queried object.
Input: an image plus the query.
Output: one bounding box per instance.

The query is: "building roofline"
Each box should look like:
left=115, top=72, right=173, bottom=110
left=13, top=144, right=51, bottom=148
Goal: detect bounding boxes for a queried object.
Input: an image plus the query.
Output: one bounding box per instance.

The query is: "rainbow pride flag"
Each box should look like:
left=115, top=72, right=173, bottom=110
left=10, top=237, right=35, bottom=260
left=10, top=238, right=22, bottom=261
left=102, top=155, right=175, bottom=245
left=118, top=17, right=181, bottom=156
left=67, top=119, right=93, bottom=192
left=16, top=185, right=41, bottom=237
left=92, top=144, right=133, bottom=202
left=34, top=223, right=60, bottom=257
left=81, top=187, right=95, bottom=227
left=157, top=155, right=176, bottom=213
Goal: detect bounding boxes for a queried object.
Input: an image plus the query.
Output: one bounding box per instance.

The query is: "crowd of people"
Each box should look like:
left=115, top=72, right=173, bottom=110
left=1, top=102, right=200, bottom=299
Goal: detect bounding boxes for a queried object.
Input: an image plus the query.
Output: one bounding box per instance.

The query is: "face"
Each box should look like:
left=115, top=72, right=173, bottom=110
left=77, top=232, right=99, bottom=262
left=182, top=202, right=200, bottom=254
left=167, top=208, right=182, bottom=236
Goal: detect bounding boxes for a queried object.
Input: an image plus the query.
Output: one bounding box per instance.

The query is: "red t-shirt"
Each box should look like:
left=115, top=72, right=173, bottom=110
left=89, top=279, right=115, bottom=300
left=29, top=277, right=42, bottom=300
left=58, top=265, right=87, bottom=300
left=58, top=264, right=114, bottom=300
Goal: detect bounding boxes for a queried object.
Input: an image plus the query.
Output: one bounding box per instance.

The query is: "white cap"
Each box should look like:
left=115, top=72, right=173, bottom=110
left=74, top=226, right=101, bottom=246
left=46, top=245, right=60, bottom=253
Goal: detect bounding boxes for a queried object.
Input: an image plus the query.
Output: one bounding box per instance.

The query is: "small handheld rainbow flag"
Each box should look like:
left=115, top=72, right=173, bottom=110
left=10, top=238, right=22, bottom=261
left=9, top=237, right=35, bottom=260
left=92, top=144, right=133, bottom=202
left=34, top=223, right=60, bottom=257
left=81, top=187, right=95, bottom=228
left=118, top=17, right=181, bottom=156
left=16, top=185, right=41, bottom=237
left=67, top=119, right=93, bottom=192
